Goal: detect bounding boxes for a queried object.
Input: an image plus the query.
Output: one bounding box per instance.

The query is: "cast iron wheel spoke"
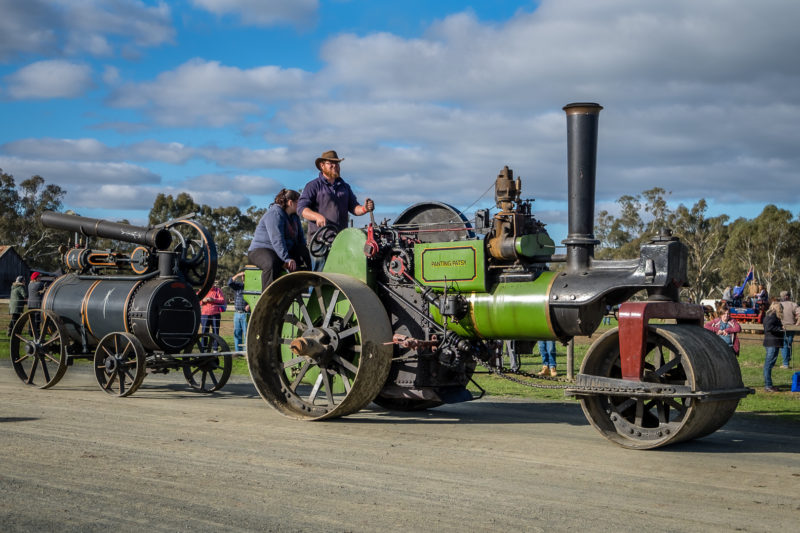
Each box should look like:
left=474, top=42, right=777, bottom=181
left=247, top=271, right=393, bottom=420
left=308, top=373, right=324, bottom=404
left=284, top=313, right=307, bottom=332
left=103, top=371, right=118, bottom=390
left=283, top=355, right=306, bottom=368
left=340, top=304, right=354, bottom=327
left=320, top=370, right=335, bottom=407
left=26, top=357, right=39, bottom=384
left=657, top=401, right=669, bottom=424
left=653, top=356, right=680, bottom=378
left=331, top=354, right=358, bottom=375
left=297, top=301, right=314, bottom=330
left=578, top=324, right=744, bottom=449
left=321, top=289, right=340, bottom=328
left=290, top=361, right=312, bottom=391
left=634, top=399, right=645, bottom=427
left=665, top=398, right=686, bottom=412
left=337, top=325, right=359, bottom=340
left=182, top=333, right=231, bottom=393
left=40, top=357, right=52, bottom=383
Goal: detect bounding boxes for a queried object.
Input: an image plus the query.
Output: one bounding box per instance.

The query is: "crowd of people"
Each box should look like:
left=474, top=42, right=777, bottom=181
left=707, top=282, right=799, bottom=393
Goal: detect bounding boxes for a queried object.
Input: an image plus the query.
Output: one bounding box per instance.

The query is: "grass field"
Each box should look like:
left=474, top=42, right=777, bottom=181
left=2, top=313, right=798, bottom=422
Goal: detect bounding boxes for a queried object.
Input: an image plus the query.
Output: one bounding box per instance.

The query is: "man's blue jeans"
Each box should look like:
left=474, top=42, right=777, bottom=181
left=233, top=312, right=249, bottom=352
left=764, top=346, right=780, bottom=388
left=781, top=331, right=794, bottom=366
left=538, top=340, right=557, bottom=368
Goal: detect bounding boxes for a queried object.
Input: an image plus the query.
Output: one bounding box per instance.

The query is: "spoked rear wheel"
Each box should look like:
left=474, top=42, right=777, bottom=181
left=182, top=333, right=232, bottom=392
left=247, top=272, right=392, bottom=420
left=94, top=332, right=146, bottom=397
left=579, top=324, right=743, bottom=449
left=9, top=310, right=68, bottom=388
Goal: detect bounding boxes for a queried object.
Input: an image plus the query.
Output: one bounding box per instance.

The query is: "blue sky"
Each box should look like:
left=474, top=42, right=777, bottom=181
left=1, top=0, right=798, bottom=246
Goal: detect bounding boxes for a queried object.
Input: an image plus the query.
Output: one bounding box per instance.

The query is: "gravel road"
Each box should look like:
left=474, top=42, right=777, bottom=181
left=1, top=366, right=798, bottom=532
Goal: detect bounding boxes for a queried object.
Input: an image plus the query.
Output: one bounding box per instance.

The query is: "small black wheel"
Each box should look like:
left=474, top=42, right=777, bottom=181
left=309, top=226, right=339, bottom=258
left=9, top=310, right=68, bottom=388
left=94, top=332, right=146, bottom=397
left=182, top=333, right=232, bottom=392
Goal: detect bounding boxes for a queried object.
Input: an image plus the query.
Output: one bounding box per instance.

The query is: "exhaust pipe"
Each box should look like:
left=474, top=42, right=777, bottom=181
left=562, top=102, right=602, bottom=272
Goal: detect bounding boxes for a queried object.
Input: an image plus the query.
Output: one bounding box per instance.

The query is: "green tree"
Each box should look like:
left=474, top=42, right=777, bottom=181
left=595, top=188, right=672, bottom=260
left=721, top=205, right=796, bottom=295
left=671, top=199, right=728, bottom=302
left=0, top=170, right=65, bottom=271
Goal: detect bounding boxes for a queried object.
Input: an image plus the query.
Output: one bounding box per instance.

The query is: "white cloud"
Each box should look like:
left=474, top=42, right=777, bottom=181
left=0, top=138, right=196, bottom=165
left=4, top=60, right=93, bottom=99
left=0, top=0, right=174, bottom=60
left=190, top=0, right=317, bottom=28
left=0, top=156, right=160, bottom=185
left=108, top=58, right=316, bottom=126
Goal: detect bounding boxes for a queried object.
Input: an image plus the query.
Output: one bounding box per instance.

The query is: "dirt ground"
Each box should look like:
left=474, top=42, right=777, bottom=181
left=1, top=365, right=798, bottom=533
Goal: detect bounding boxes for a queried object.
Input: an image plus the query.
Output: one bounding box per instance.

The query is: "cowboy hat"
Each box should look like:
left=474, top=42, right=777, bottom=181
left=315, top=150, right=345, bottom=170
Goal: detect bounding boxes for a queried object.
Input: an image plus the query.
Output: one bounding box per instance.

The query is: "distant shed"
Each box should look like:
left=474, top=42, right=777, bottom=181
left=0, top=246, right=30, bottom=298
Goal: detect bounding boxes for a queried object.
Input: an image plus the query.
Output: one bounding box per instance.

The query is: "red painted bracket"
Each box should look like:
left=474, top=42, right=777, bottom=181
left=364, top=223, right=379, bottom=258
left=617, top=301, right=704, bottom=381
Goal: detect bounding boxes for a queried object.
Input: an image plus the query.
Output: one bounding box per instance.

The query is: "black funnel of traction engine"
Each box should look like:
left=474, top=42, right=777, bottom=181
left=41, top=211, right=172, bottom=250
left=562, top=103, right=602, bottom=272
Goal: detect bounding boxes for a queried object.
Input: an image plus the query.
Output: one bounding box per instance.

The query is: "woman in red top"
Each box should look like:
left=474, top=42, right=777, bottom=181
left=200, top=282, right=226, bottom=349
left=704, top=305, right=742, bottom=356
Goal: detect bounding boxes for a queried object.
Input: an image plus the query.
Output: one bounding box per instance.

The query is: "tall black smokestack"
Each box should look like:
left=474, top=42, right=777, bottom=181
left=562, top=102, right=602, bottom=272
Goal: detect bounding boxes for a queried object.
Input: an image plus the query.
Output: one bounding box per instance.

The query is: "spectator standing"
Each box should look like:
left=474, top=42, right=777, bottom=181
left=200, top=281, right=225, bottom=349
left=778, top=291, right=800, bottom=368
left=757, top=284, right=769, bottom=310
left=704, top=305, right=742, bottom=356
left=602, top=305, right=613, bottom=325
left=7, top=275, right=26, bottom=336
left=27, top=272, right=45, bottom=335
left=227, top=271, right=250, bottom=352
left=762, top=300, right=785, bottom=392
left=536, top=340, right=558, bottom=377
left=27, top=272, right=44, bottom=310
left=721, top=285, right=733, bottom=306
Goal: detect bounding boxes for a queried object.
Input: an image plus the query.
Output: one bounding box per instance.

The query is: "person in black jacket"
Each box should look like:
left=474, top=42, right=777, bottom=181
left=762, top=300, right=785, bottom=392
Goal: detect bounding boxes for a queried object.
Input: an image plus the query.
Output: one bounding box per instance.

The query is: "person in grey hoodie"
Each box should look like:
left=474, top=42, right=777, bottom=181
left=247, top=189, right=311, bottom=291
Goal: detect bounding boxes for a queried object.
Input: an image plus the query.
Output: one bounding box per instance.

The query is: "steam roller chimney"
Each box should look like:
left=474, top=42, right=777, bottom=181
left=562, top=102, right=602, bottom=272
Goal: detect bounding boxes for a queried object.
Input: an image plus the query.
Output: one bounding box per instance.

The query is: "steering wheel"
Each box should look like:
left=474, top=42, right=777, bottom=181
left=309, top=225, right=340, bottom=258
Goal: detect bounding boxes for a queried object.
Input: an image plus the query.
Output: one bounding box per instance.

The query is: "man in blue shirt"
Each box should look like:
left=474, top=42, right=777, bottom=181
left=297, top=150, right=374, bottom=237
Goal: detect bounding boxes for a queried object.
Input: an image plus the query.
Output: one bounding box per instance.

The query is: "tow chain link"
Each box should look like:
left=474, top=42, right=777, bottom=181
left=472, top=354, right=574, bottom=390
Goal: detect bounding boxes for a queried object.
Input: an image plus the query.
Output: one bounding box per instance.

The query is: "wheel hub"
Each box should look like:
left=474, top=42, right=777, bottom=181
left=290, top=328, right=336, bottom=365
left=24, top=341, right=37, bottom=357
left=104, top=356, right=122, bottom=373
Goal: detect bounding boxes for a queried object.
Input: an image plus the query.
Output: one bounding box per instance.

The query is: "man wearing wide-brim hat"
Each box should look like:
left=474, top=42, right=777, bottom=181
left=297, top=150, right=374, bottom=237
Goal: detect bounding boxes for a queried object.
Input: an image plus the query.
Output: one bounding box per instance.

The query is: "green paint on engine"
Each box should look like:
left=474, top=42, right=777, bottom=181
left=414, top=241, right=486, bottom=292
left=323, top=228, right=372, bottom=284
left=430, top=270, right=557, bottom=340
left=515, top=232, right=556, bottom=257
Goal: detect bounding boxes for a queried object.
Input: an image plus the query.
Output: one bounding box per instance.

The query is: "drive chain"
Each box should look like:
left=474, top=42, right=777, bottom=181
left=473, top=355, right=574, bottom=390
